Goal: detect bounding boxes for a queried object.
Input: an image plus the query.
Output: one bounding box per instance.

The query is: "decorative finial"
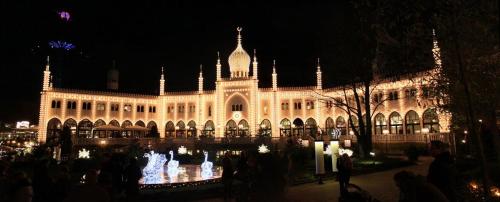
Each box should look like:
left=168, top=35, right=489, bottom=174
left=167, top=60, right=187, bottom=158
left=237, top=27, right=242, bottom=45
left=217, top=51, right=220, bottom=60
left=317, top=58, right=321, bottom=70
left=45, top=56, right=50, bottom=71
left=200, top=64, right=203, bottom=72
left=46, top=56, right=50, bottom=64
left=273, top=59, right=276, bottom=67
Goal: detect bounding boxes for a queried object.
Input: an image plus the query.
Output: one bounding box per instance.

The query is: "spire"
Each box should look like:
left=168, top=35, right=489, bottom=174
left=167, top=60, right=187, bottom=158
left=432, top=29, right=441, bottom=68
left=272, top=59, right=278, bottom=91
left=237, top=27, right=242, bottom=47
left=198, top=64, right=204, bottom=94
left=252, top=49, right=258, bottom=79
left=45, top=56, right=50, bottom=71
left=42, top=56, right=51, bottom=91
left=316, top=58, right=322, bottom=90
left=216, top=51, right=222, bottom=80
left=159, top=66, right=165, bottom=95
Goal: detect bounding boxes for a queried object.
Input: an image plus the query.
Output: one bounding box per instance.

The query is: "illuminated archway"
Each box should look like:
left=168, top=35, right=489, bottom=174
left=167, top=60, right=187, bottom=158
left=203, top=120, right=215, bottom=137
left=109, top=120, right=120, bottom=127
left=292, top=118, right=304, bottom=137
left=176, top=121, right=186, bottom=138
left=423, top=109, right=439, bottom=133
left=336, top=116, right=347, bottom=135
left=165, top=121, right=175, bottom=138
left=374, top=113, right=387, bottom=135
left=225, top=120, right=237, bottom=137
left=259, top=119, right=272, bottom=136
left=305, top=118, right=317, bottom=138
left=63, top=118, right=77, bottom=135
left=389, top=112, right=403, bottom=134
left=94, top=119, right=106, bottom=128
left=135, top=120, right=145, bottom=127
left=325, top=117, right=334, bottom=136
left=280, top=118, right=291, bottom=137
left=47, top=118, right=62, bottom=140
left=238, top=119, right=249, bottom=137
left=147, top=121, right=158, bottom=137
left=187, top=120, right=197, bottom=138
left=77, top=119, right=92, bottom=138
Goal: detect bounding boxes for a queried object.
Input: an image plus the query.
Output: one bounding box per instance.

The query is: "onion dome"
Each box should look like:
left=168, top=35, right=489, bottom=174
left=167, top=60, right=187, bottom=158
left=228, top=27, right=251, bottom=78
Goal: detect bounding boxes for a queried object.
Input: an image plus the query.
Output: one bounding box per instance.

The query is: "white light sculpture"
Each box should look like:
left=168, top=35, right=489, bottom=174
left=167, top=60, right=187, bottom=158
left=201, top=151, right=213, bottom=179
left=167, top=150, right=179, bottom=176
left=314, top=141, right=325, bottom=175
left=330, top=141, right=339, bottom=172
left=178, top=146, right=187, bottom=155
left=339, top=148, right=353, bottom=157
left=78, top=148, right=90, bottom=159
left=324, top=145, right=332, bottom=155
left=258, top=144, right=270, bottom=153
left=142, top=151, right=167, bottom=184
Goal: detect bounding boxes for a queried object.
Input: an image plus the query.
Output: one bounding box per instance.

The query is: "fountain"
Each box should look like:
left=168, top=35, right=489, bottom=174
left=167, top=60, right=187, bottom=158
left=139, top=150, right=223, bottom=189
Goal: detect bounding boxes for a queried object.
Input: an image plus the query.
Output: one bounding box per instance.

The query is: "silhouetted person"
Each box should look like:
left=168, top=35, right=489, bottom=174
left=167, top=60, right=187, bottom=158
left=222, top=152, right=233, bottom=201
left=124, top=158, right=142, bottom=201
left=235, top=151, right=249, bottom=201
left=427, top=141, right=457, bottom=202
left=10, top=171, right=33, bottom=202
left=32, top=159, right=53, bottom=202
left=337, top=153, right=352, bottom=198
left=64, top=169, right=110, bottom=202
left=53, top=165, right=71, bottom=202
left=394, top=170, right=449, bottom=202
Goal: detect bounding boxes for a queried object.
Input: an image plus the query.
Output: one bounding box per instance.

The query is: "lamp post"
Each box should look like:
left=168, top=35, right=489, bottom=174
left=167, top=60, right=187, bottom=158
left=422, top=128, right=429, bottom=146
left=383, top=129, right=389, bottom=153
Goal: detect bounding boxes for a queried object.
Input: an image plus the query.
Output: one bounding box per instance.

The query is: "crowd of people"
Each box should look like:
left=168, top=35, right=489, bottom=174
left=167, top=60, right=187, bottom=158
left=0, top=150, right=142, bottom=202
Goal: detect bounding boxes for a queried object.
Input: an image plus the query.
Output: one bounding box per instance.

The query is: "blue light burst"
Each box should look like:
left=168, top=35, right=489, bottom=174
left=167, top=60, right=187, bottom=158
left=48, top=41, right=75, bottom=50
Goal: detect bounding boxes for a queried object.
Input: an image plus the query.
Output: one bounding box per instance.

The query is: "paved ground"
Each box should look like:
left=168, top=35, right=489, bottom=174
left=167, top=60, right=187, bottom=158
left=283, top=157, right=432, bottom=202
left=191, top=157, right=432, bottom=202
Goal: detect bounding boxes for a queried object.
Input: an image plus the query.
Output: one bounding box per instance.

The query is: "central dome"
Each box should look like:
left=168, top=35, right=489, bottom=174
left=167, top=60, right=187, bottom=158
left=228, top=27, right=251, bottom=78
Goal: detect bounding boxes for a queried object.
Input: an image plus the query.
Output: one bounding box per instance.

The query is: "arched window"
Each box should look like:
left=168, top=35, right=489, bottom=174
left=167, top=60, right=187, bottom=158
left=175, top=121, right=186, bottom=138
left=135, top=120, right=145, bottom=127
left=292, top=118, right=304, bottom=137
left=238, top=119, right=249, bottom=137
left=94, top=119, right=106, bottom=128
left=122, top=120, right=133, bottom=128
left=225, top=120, right=237, bottom=137
left=423, top=109, right=440, bottom=133
left=63, top=118, right=77, bottom=135
left=109, top=120, right=120, bottom=127
left=259, top=119, right=272, bottom=136
left=77, top=119, right=92, bottom=138
left=325, top=117, right=335, bottom=136
left=47, top=118, right=62, bottom=140
left=280, top=118, right=291, bottom=137
left=203, top=120, right=215, bottom=137
left=349, top=116, right=359, bottom=133
left=165, top=121, right=175, bottom=138
left=187, top=120, right=197, bottom=138
left=389, top=112, right=403, bottom=134
left=374, top=113, right=387, bottom=135
left=336, top=116, right=347, bottom=135
left=305, top=118, right=318, bottom=138
left=405, top=110, right=421, bottom=134
left=146, top=121, right=158, bottom=137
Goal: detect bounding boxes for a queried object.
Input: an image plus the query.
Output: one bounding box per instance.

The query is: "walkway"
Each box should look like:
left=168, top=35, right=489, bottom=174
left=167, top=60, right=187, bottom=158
left=284, top=157, right=432, bottom=202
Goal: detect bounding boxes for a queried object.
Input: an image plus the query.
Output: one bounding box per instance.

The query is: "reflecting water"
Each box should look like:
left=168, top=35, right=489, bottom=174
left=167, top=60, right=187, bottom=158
left=139, top=164, right=222, bottom=185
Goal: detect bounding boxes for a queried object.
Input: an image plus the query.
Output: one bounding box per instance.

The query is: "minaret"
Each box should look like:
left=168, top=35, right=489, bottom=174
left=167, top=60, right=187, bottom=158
left=42, top=56, right=51, bottom=91
left=432, top=29, right=441, bottom=68
left=107, top=60, right=119, bottom=90
left=272, top=60, right=278, bottom=91
left=216, top=52, right=222, bottom=81
left=198, top=64, right=204, bottom=94
left=252, top=49, right=258, bottom=79
left=159, top=67, right=165, bottom=95
left=316, top=58, right=322, bottom=90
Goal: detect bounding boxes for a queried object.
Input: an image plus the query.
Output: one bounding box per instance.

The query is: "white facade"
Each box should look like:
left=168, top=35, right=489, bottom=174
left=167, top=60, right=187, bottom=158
left=37, top=28, right=450, bottom=143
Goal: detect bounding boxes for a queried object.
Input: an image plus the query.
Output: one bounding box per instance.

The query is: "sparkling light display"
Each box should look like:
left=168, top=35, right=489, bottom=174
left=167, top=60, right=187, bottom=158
left=48, top=41, right=75, bottom=50
left=339, top=148, right=353, bottom=157
left=258, top=144, right=270, bottom=153
left=58, top=11, right=71, bottom=21
left=167, top=150, right=179, bottom=176
left=178, top=146, right=187, bottom=155
left=200, top=151, right=213, bottom=179
left=142, top=151, right=167, bottom=184
left=78, top=148, right=90, bottom=159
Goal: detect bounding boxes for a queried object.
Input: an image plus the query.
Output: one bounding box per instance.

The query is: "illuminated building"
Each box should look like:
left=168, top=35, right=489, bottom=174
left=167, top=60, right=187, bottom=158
left=37, top=28, right=450, bottom=143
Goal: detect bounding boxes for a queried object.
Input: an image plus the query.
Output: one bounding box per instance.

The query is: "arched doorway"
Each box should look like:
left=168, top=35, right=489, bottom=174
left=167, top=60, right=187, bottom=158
left=187, top=120, right=197, bottom=138
left=77, top=119, right=92, bottom=138
left=280, top=118, right=291, bottom=137
left=292, top=118, right=304, bottom=137
left=63, top=118, right=77, bottom=135
left=175, top=121, right=186, bottom=138
left=165, top=121, right=175, bottom=138
left=336, top=116, right=347, bottom=135
left=305, top=118, right=317, bottom=138
left=203, top=120, right=215, bottom=137
left=389, top=112, right=403, bottom=134
left=374, top=113, right=387, bottom=135
left=147, top=121, right=158, bottom=137
left=325, top=117, right=334, bottom=136
left=405, top=110, right=420, bottom=134
left=423, top=109, right=439, bottom=133
left=47, top=118, right=62, bottom=140
left=225, top=120, right=237, bottom=137
left=238, top=119, right=249, bottom=137
left=259, top=119, right=272, bottom=136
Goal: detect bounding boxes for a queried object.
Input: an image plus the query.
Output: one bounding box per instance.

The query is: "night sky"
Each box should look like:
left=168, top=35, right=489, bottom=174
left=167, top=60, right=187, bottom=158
left=0, top=1, right=377, bottom=123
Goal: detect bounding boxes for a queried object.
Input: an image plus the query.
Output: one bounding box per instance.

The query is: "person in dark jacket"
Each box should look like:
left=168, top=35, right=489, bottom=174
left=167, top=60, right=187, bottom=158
left=124, top=158, right=142, bottom=201
left=427, top=141, right=458, bottom=202
left=337, top=153, right=352, bottom=198
left=394, top=170, right=449, bottom=202
left=222, top=152, right=233, bottom=201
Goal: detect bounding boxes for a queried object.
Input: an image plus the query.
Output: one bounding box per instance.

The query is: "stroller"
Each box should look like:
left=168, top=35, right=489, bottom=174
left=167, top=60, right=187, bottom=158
left=339, top=183, right=381, bottom=202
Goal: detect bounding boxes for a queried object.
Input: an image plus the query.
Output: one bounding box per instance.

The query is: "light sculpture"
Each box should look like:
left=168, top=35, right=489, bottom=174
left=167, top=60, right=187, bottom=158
left=330, top=141, right=339, bottom=172
left=167, top=150, right=179, bottom=176
left=142, top=151, right=167, bottom=184
left=178, top=146, right=187, bottom=155
left=258, top=144, right=270, bottom=153
left=314, top=141, right=325, bottom=175
left=339, top=148, right=353, bottom=157
left=78, top=148, right=90, bottom=159
left=200, top=151, right=213, bottom=179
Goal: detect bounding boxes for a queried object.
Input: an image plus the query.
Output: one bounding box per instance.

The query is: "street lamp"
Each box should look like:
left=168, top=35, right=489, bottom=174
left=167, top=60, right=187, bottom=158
left=422, top=128, right=430, bottom=145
